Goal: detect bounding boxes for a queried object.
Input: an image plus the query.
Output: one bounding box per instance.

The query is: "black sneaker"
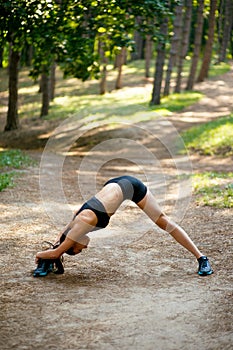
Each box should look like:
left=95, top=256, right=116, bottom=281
left=197, top=256, right=213, bottom=276
left=53, top=257, right=64, bottom=274
left=33, top=258, right=54, bottom=277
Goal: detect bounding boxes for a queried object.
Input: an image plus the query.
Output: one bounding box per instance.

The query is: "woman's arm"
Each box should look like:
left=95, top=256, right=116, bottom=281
left=35, top=208, right=97, bottom=263
left=35, top=236, right=76, bottom=262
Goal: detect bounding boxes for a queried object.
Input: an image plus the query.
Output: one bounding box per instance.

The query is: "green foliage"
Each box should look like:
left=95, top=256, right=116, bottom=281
left=182, top=114, right=233, bottom=156
left=0, top=0, right=46, bottom=49
left=0, top=149, right=33, bottom=169
left=0, top=172, right=15, bottom=191
left=192, top=172, right=233, bottom=208
left=0, top=149, right=34, bottom=191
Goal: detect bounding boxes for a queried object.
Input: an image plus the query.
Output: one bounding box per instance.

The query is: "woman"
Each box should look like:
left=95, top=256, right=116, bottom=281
left=34, top=176, right=213, bottom=277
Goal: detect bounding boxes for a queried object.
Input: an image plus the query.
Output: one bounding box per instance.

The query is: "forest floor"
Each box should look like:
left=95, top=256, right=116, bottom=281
left=0, top=68, right=233, bottom=350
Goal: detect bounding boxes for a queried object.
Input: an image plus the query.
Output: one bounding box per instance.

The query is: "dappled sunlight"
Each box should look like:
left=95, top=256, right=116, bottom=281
left=18, top=101, right=41, bottom=118
left=182, top=114, right=233, bottom=156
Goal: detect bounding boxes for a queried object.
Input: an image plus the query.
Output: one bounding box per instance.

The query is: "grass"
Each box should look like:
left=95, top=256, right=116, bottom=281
left=181, top=114, right=233, bottom=156
left=153, top=91, right=203, bottom=115
left=208, top=61, right=231, bottom=77
left=0, top=149, right=34, bottom=191
left=181, top=113, right=233, bottom=208
left=192, top=172, right=233, bottom=208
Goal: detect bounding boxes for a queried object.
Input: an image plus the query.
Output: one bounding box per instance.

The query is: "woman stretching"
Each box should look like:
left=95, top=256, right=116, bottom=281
left=34, top=176, right=213, bottom=277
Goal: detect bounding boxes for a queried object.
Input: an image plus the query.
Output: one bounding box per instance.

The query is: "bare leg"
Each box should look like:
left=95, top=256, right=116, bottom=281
left=137, top=190, right=203, bottom=259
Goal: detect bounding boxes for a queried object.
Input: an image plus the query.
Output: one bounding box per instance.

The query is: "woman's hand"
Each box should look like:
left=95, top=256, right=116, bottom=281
left=35, top=249, right=57, bottom=263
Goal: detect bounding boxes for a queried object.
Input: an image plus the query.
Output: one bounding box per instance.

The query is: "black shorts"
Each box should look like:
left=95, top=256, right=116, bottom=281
left=74, top=196, right=110, bottom=229
left=104, top=175, right=147, bottom=203
left=60, top=176, right=147, bottom=254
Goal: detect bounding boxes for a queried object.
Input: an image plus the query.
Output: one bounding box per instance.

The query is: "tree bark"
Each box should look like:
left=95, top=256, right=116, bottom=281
left=4, top=47, right=20, bottom=131
left=131, top=17, right=144, bottom=60
left=26, top=45, right=33, bottom=66
left=99, top=46, right=107, bottom=95
left=164, top=1, right=183, bottom=96
left=174, top=0, right=192, bottom=93
left=40, top=68, right=50, bottom=117
left=50, top=61, right=56, bottom=101
left=218, top=0, right=233, bottom=62
left=0, top=45, right=3, bottom=68
left=217, top=0, right=224, bottom=60
left=115, top=47, right=126, bottom=89
left=197, top=0, right=218, bottom=82
left=186, top=0, right=205, bottom=90
left=150, top=15, right=169, bottom=105
left=231, top=26, right=233, bottom=58
left=145, top=35, right=152, bottom=78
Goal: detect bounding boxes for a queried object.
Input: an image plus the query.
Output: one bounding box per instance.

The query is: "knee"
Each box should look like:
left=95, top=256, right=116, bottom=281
left=156, top=214, right=176, bottom=232
left=156, top=214, right=168, bottom=230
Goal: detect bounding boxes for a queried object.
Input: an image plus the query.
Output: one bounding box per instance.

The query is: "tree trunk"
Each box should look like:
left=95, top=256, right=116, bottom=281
left=174, top=0, right=192, bottom=93
left=230, top=26, right=233, bottom=59
left=98, top=38, right=108, bottom=94
left=100, top=61, right=107, bottom=94
left=50, top=61, right=56, bottom=101
left=186, top=0, right=205, bottom=90
left=131, top=17, right=144, bottom=60
left=0, top=45, right=3, bottom=68
left=40, top=68, right=50, bottom=117
left=26, top=45, right=33, bottom=66
left=145, top=35, right=152, bottom=78
left=150, top=15, right=169, bottom=105
left=218, top=0, right=233, bottom=62
left=115, top=47, right=126, bottom=89
left=164, top=1, right=183, bottom=96
left=197, top=0, right=218, bottom=82
left=4, top=48, right=20, bottom=131
left=217, top=0, right=224, bottom=60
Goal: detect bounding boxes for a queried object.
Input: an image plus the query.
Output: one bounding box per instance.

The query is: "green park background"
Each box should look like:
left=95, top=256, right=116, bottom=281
left=0, top=0, right=233, bottom=206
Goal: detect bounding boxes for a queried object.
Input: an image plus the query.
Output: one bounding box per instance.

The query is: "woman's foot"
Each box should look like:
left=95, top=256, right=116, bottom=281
left=197, top=256, right=213, bottom=276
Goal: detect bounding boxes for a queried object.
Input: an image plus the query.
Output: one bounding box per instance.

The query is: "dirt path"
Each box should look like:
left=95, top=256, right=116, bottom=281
left=1, top=69, right=233, bottom=350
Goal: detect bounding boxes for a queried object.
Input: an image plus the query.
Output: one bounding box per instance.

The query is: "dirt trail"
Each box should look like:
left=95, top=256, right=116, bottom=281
left=1, top=68, right=233, bottom=350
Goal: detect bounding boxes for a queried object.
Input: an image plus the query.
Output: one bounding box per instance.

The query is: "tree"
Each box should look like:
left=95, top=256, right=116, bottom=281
left=115, top=47, right=127, bottom=89
left=164, top=0, right=184, bottom=96
left=145, top=34, right=153, bottom=78
left=50, top=61, right=56, bottom=101
left=0, top=0, right=62, bottom=128
left=218, top=0, right=233, bottom=62
left=174, top=0, right=192, bottom=93
left=186, top=0, right=205, bottom=90
left=131, top=17, right=144, bottom=60
left=197, top=0, right=218, bottom=82
left=150, top=5, right=169, bottom=105
left=29, top=0, right=66, bottom=117
left=5, top=47, right=20, bottom=130
left=0, top=0, right=28, bottom=130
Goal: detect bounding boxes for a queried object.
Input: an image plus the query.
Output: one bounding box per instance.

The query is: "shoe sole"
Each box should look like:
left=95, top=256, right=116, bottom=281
left=33, top=271, right=49, bottom=277
left=33, top=265, right=53, bottom=277
left=198, top=270, right=213, bottom=276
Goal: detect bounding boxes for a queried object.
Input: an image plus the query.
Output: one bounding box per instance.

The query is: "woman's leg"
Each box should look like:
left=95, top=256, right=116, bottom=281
left=137, top=190, right=203, bottom=259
